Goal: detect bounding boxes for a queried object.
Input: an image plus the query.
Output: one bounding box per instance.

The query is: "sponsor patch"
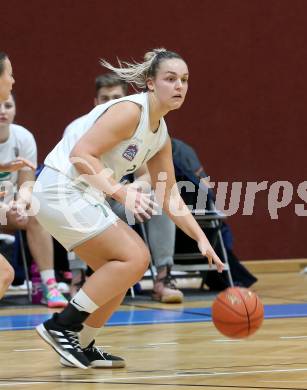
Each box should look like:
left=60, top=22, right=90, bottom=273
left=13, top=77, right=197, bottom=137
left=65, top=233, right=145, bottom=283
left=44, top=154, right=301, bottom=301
left=122, top=144, right=138, bottom=161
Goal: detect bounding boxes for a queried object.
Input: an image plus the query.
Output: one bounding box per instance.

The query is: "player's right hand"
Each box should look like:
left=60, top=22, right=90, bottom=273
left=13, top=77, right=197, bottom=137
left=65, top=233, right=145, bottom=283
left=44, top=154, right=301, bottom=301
left=119, top=185, right=160, bottom=223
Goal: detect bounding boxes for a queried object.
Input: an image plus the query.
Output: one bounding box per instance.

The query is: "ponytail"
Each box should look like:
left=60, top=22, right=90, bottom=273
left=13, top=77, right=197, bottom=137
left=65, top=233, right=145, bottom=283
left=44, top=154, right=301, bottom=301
left=100, top=48, right=183, bottom=90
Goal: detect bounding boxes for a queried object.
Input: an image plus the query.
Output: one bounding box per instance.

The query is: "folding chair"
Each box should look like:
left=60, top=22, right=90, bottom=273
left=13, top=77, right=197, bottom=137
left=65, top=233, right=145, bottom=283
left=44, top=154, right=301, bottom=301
left=172, top=207, right=234, bottom=287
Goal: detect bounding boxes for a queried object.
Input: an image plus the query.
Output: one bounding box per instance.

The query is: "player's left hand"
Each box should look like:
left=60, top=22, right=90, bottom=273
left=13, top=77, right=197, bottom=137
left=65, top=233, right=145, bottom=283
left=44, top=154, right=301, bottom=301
left=197, top=238, right=224, bottom=273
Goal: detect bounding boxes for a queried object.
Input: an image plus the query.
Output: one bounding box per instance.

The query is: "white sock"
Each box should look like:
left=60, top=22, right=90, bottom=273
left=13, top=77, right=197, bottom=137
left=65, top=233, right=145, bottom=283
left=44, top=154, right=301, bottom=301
left=79, top=324, right=101, bottom=349
left=70, top=288, right=99, bottom=313
left=40, top=269, right=56, bottom=285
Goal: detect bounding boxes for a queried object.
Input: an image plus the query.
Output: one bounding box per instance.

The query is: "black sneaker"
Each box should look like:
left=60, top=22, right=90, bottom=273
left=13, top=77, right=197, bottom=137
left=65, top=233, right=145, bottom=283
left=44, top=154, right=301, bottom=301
left=60, top=340, right=125, bottom=368
left=36, top=315, right=90, bottom=369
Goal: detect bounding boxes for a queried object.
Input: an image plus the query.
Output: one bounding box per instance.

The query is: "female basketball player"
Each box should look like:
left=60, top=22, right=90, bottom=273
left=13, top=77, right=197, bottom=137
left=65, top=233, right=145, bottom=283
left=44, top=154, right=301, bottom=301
left=34, top=48, right=225, bottom=369
left=0, top=52, right=14, bottom=102
left=0, top=52, right=36, bottom=299
left=0, top=52, right=16, bottom=299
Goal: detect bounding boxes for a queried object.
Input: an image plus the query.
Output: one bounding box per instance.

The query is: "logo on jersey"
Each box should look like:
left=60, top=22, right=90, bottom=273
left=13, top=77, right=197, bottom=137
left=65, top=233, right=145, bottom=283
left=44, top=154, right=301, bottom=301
left=122, top=144, right=138, bottom=161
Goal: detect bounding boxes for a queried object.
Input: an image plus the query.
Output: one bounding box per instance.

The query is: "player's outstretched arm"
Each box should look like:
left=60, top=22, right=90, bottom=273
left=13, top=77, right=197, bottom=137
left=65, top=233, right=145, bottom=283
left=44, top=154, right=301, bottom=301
left=147, top=137, right=224, bottom=273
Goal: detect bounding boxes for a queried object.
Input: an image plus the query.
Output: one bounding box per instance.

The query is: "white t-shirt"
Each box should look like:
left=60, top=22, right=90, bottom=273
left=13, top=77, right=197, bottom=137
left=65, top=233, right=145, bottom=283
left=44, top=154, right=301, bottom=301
left=0, top=124, right=37, bottom=199
left=45, top=92, right=168, bottom=183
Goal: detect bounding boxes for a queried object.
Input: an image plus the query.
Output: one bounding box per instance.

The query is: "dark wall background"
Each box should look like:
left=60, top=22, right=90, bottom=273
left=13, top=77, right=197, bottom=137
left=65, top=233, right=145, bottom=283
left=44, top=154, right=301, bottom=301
left=1, top=0, right=307, bottom=260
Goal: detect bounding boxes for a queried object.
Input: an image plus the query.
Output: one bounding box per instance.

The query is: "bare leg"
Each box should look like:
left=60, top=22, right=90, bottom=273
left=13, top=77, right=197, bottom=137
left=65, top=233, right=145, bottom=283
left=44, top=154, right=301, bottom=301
left=2, top=213, right=54, bottom=271
left=76, top=255, right=127, bottom=345
left=26, top=216, right=54, bottom=271
left=36, top=220, right=149, bottom=369
left=75, top=248, right=127, bottom=329
left=73, top=220, right=150, bottom=325
left=0, top=254, right=14, bottom=299
left=2, top=213, right=66, bottom=307
left=84, top=291, right=127, bottom=328
left=26, top=218, right=67, bottom=307
left=71, top=221, right=145, bottom=355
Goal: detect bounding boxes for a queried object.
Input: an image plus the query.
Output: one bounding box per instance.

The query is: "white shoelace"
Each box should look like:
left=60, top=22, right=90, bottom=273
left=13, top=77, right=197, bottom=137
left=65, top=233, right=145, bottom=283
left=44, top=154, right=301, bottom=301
left=66, top=330, right=82, bottom=352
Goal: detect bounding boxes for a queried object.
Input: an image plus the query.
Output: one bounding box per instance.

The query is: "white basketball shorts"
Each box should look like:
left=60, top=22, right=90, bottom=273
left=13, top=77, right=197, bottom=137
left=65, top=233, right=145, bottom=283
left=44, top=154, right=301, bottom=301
left=32, top=166, right=119, bottom=251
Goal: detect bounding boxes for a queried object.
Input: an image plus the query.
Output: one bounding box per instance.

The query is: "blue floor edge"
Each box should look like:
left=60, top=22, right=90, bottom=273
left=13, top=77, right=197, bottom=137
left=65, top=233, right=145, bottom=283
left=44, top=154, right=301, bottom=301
left=1, top=303, right=307, bottom=331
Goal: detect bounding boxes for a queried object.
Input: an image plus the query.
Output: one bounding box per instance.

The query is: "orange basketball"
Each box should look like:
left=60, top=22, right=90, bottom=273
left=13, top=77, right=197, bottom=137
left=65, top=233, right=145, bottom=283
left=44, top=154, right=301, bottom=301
left=211, top=287, right=264, bottom=339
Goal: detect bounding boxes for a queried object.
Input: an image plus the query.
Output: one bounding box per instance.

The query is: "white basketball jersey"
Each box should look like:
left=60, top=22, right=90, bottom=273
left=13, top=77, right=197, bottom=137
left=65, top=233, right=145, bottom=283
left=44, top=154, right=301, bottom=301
left=44, top=92, right=168, bottom=182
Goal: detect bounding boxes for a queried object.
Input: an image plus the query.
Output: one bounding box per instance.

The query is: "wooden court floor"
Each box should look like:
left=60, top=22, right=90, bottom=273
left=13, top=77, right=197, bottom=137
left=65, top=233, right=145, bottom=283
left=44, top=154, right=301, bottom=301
left=1, top=270, right=307, bottom=389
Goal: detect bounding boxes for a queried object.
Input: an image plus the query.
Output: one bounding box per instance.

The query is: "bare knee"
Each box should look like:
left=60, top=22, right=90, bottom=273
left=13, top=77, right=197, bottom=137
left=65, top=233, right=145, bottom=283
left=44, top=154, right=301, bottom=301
left=3, top=267, right=14, bottom=286
left=4, top=209, right=29, bottom=231
left=0, top=261, right=14, bottom=287
left=131, top=246, right=151, bottom=278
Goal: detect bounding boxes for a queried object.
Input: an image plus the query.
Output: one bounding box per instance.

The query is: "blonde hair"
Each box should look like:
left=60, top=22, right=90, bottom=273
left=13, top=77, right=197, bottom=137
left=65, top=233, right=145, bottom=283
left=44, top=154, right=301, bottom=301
left=100, top=48, right=183, bottom=90
left=0, top=52, right=8, bottom=76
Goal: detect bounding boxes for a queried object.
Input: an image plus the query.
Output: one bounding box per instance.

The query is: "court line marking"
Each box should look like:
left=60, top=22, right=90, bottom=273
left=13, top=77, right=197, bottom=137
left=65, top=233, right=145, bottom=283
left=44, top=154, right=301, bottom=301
left=261, top=380, right=307, bottom=383
left=13, top=344, right=172, bottom=352
left=212, top=339, right=242, bottom=343
left=280, top=336, right=307, bottom=339
left=5, top=301, right=307, bottom=333
left=1, top=361, right=306, bottom=381
left=13, top=348, right=45, bottom=352
left=0, top=380, right=304, bottom=389
left=76, top=367, right=307, bottom=381
left=3, top=366, right=306, bottom=383
left=0, top=383, right=44, bottom=387
left=147, top=342, right=178, bottom=346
